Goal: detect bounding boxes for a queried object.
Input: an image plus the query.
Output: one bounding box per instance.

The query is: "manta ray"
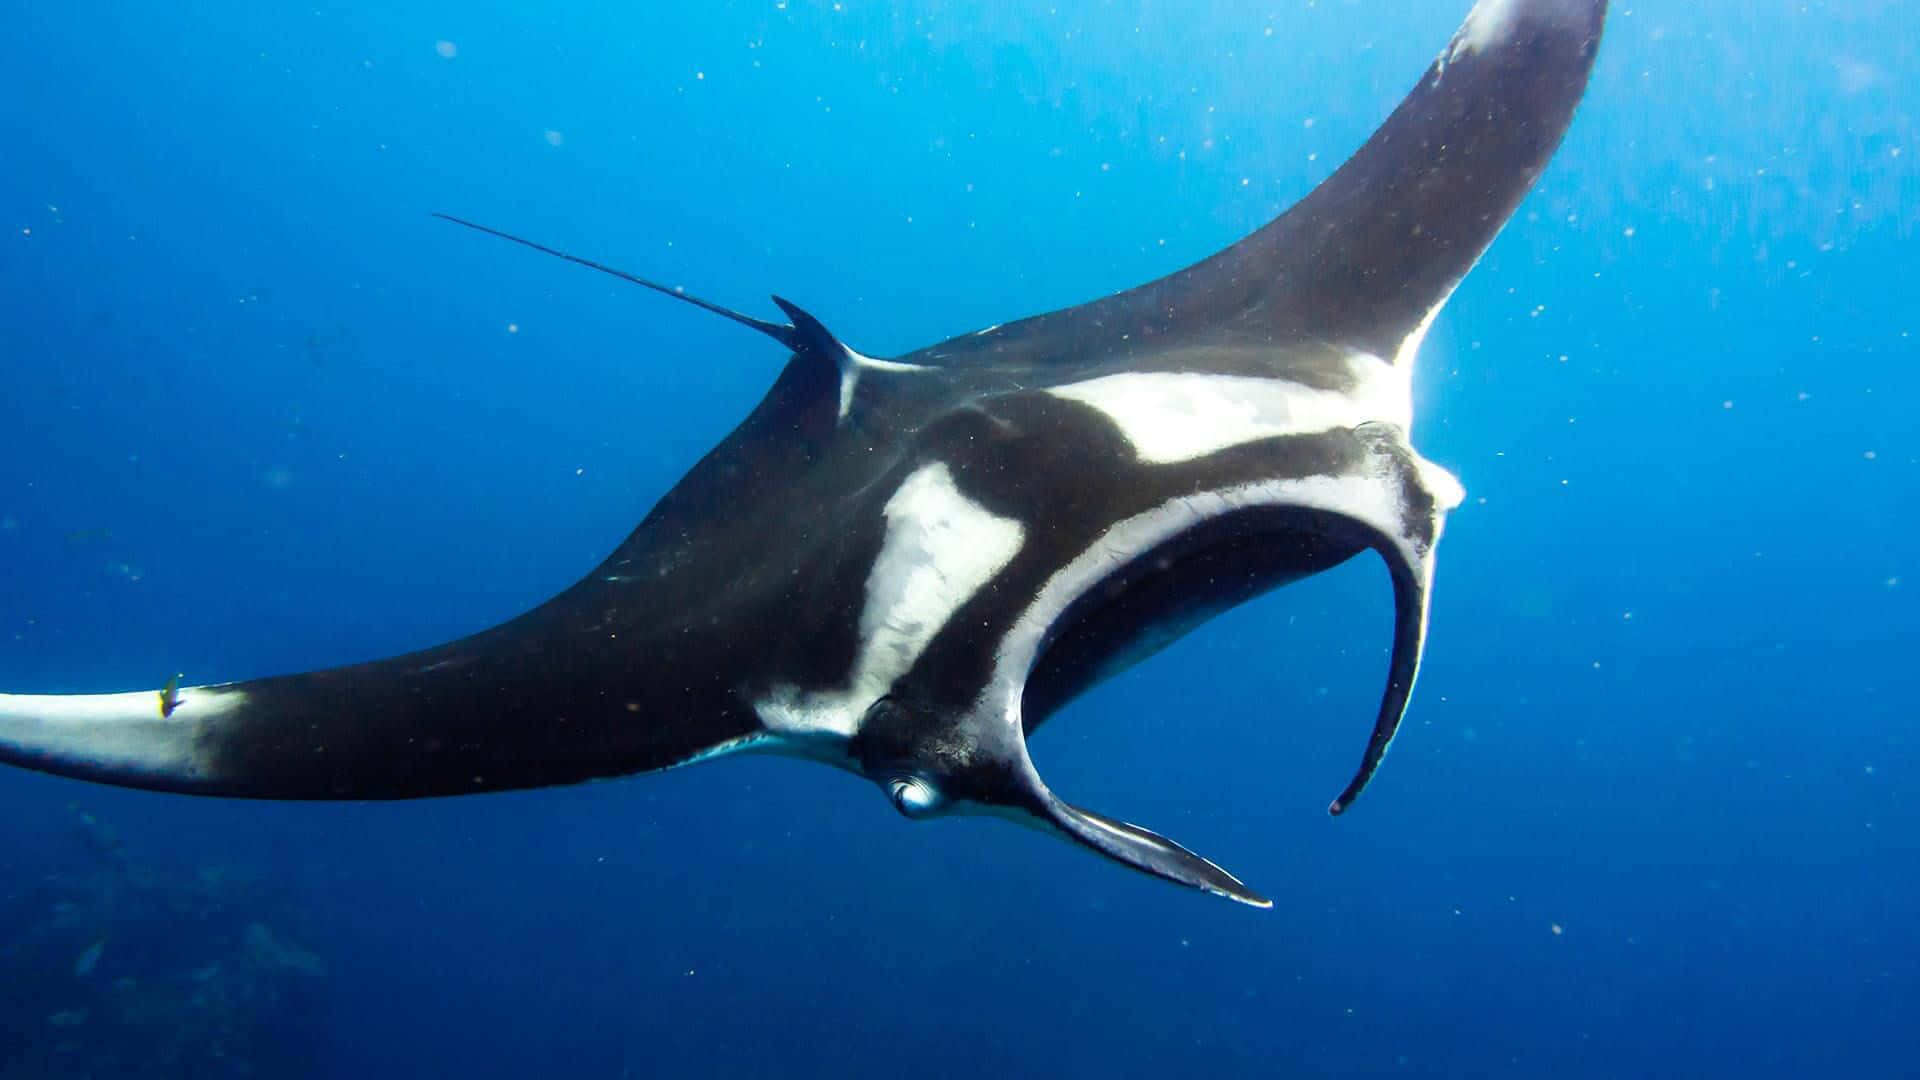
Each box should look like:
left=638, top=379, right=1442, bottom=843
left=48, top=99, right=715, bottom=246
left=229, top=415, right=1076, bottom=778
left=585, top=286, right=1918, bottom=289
left=0, top=0, right=1605, bottom=906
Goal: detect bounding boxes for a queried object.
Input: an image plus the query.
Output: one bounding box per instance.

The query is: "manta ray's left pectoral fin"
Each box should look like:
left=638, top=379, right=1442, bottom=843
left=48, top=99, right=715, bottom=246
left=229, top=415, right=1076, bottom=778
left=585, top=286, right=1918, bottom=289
left=1039, top=794, right=1273, bottom=909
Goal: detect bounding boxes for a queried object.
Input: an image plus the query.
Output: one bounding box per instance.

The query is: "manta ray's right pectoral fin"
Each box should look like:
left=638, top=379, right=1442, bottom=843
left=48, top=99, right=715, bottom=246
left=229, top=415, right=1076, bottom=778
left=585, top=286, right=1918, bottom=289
left=1038, top=794, right=1272, bottom=909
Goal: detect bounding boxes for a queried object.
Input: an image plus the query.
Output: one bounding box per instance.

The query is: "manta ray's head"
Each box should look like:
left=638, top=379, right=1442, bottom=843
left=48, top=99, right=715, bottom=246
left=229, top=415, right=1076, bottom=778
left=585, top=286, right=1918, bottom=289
left=850, top=695, right=1034, bottom=822
left=848, top=693, right=1274, bottom=908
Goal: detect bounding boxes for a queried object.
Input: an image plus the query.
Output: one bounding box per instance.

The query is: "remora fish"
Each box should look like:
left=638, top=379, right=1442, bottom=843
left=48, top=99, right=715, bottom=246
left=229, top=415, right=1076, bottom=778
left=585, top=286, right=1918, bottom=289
left=0, top=0, right=1606, bottom=906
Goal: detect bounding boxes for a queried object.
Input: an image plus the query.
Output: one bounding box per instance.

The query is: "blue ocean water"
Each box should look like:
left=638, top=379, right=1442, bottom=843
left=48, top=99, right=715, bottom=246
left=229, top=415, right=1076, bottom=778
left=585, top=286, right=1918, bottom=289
left=1, top=1, right=1914, bottom=1075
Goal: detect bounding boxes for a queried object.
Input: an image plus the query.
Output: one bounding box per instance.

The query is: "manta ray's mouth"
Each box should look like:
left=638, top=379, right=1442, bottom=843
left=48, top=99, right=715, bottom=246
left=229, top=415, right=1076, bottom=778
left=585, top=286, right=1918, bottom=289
left=987, top=501, right=1432, bottom=910
left=1019, top=507, right=1374, bottom=734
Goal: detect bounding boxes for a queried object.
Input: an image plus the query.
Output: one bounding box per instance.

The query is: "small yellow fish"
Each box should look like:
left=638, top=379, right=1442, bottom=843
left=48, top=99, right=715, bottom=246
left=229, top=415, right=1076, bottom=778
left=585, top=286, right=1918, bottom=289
left=157, top=674, right=182, bottom=718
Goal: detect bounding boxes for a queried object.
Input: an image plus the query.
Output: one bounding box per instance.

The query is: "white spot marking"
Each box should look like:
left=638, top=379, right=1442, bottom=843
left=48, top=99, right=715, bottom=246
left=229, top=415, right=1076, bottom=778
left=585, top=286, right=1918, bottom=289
left=1448, top=0, right=1528, bottom=62
left=834, top=345, right=930, bottom=421
left=0, top=686, right=248, bottom=782
left=757, top=463, right=1024, bottom=741
left=862, top=464, right=1025, bottom=683
left=1047, top=360, right=1411, bottom=465
left=850, top=349, right=927, bottom=374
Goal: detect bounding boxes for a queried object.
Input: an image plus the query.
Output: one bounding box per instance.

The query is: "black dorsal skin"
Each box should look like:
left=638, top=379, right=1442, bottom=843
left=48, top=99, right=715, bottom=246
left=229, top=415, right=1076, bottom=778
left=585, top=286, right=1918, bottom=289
left=0, top=0, right=1607, bottom=907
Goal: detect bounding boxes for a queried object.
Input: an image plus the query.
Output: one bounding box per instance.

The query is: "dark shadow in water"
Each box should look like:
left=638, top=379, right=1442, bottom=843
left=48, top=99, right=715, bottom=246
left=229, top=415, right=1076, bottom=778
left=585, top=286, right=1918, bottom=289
left=0, top=804, right=328, bottom=1078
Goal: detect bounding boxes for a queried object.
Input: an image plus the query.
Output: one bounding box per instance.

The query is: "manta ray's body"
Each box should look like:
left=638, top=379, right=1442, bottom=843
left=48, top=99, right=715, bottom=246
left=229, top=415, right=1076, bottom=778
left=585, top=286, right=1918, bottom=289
left=0, top=0, right=1606, bottom=905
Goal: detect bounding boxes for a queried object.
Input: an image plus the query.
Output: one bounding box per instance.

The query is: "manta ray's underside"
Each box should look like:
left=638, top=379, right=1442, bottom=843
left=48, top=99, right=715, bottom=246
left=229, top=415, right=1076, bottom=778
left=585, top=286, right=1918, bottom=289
left=1, top=0, right=1605, bottom=906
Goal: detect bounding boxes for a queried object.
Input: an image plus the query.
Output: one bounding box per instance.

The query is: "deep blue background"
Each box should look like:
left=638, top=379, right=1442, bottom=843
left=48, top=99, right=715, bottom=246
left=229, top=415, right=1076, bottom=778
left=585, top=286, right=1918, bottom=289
left=2, top=1, right=1915, bottom=1076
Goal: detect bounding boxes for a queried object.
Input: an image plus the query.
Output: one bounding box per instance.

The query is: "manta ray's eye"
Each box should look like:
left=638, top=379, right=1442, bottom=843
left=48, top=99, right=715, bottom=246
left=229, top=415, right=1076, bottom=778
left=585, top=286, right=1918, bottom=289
left=886, top=776, right=945, bottom=819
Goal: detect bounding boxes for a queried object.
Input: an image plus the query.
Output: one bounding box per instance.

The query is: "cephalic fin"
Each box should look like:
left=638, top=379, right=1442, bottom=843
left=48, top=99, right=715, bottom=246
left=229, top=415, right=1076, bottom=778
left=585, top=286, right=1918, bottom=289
left=1328, top=540, right=1436, bottom=816
left=1043, top=795, right=1272, bottom=908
